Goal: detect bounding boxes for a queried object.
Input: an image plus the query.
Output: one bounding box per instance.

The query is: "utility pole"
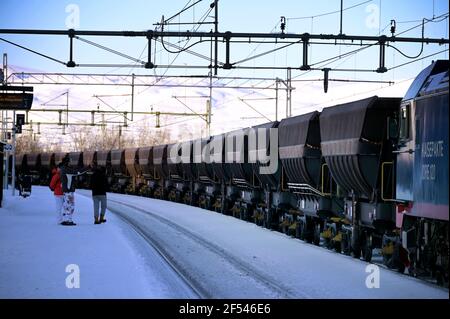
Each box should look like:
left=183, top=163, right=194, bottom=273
left=286, top=68, right=292, bottom=118
left=131, top=73, right=135, bottom=121
left=2, top=54, right=7, bottom=191
left=214, top=0, right=219, bottom=75
left=2, top=53, right=16, bottom=196
left=1, top=111, right=5, bottom=190
left=206, top=98, right=211, bottom=137
left=11, top=109, right=15, bottom=196
left=118, top=125, right=122, bottom=149
left=208, top=61, right=213, bottom=136
left=275, top=78, right=279, bottom=122
left=66, top=90, right=69, bottom=128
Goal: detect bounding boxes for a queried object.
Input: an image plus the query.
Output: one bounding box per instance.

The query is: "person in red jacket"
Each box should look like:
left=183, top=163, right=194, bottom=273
left=50, top=164, right=64, bottom=225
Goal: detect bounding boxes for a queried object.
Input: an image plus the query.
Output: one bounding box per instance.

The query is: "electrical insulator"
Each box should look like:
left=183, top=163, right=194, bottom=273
left=280, top=16, right=286, bottom=34
left=390, top=20, right=396, bottom=36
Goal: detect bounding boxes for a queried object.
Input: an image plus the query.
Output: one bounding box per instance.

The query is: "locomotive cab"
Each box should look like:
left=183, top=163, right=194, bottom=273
left=394, top=60, right=449, bottom=285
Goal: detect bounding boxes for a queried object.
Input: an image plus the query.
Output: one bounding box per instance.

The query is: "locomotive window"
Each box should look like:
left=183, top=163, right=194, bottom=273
left=399, top=104, right=410, bottom=141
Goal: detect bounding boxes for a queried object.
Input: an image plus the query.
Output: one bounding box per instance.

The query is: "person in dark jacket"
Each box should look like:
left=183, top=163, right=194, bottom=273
left=90, top=165, right=108, bottom=224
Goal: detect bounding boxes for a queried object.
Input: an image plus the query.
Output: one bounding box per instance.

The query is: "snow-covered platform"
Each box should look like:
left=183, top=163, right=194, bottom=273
left=0, top=187, right=195, bottom=298
left=0, top=186, right=448, bottom=299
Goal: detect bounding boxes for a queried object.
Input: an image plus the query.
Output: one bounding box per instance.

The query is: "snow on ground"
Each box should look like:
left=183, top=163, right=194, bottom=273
left=96, top=191, right=448, bottom=299
left=1, top=186, right=448, bottom=299
left=0, top=186, right=196, bottom=299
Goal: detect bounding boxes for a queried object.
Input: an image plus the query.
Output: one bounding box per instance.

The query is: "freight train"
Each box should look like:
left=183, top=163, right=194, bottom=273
left=15, top=60, right=449, bottom=286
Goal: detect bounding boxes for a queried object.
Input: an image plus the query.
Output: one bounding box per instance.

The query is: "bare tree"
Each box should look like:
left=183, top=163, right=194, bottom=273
left=68, top=124, right=93, bottom=151
left=15, top=133, right=42, bottom=155
left=133, top=115, right=172, bottom=147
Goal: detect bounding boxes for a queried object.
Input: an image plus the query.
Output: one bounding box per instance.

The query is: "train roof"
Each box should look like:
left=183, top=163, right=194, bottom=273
left=279, top=111, right=319, bottom=148
left=320, top=96, right=401, bottom=142
left=403, top=60, right=449, bottom=101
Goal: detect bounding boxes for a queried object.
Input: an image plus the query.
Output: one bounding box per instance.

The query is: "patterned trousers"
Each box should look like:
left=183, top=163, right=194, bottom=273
left=62, top=192, right=75, bottom=222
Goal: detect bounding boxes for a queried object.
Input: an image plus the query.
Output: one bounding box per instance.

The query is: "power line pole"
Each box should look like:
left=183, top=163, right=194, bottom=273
left=1, top=54, right=7, bottom=191
left=275, top=78, right=279, bottom=122
left=286, top=68, right=292, bottom=118
left=131, top=73, right=135, bottom=121
left=11, top=109, right=15, bottom=196
left=214, top=0, right=219, bottom=76
left=2, top=53, right=16, bottom=196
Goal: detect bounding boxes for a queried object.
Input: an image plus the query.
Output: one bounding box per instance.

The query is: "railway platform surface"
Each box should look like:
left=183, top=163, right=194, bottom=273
left=0, top=186, right=195, bottom=298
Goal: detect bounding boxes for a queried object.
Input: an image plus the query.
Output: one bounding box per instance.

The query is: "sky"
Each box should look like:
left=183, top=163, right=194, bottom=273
left=0, top=0, right=448, bottom=150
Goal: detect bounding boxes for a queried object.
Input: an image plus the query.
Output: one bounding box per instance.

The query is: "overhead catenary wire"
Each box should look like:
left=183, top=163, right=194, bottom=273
left=303, top=48, right=449, bottom=112
left=232, top=41, right=300, bottom=66
left=163, top=0, right=204, bottom=24
left=386, top=13, right=449, bottom=60
left=397, top=12, right=449, bottom=36
left=40, top=90, right=69, bottom=106
left=287, top=0, right=373, bottom=20
left=309, top=43, right=377, bottom=67
left=0, top=37, right=66, bottom=65
left=160, top=5, right=213, bottom=55
left=75, top=36, right=146, bottom=65
left=388, top=48, right=449, bottom=71
left=289, top=12, right=449, bottom=82
left=137, top=3, right=214, bottom=92
left=156, top=38, right=224, bottom=64
left=101, top=1, right=214, bottom=125
left=4, top=3, right=449, bottom=137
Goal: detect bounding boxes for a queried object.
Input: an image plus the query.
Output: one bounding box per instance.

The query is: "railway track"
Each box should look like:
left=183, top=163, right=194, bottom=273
left=115, top=196, right=448, bottom=291
left=105, top=196, right=300, bottom=298
left=75, top=190, right=448, bottom=298
left=112, top=209, right=208, bottom=299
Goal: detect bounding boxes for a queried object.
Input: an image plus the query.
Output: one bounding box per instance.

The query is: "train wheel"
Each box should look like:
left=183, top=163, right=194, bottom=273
left=305, top=219, right=313, bottom=244
left=252, top=209, right=259, bottom=225
left=263, top=209, right=273, bottom=229
left=239, top=208, right=244, bottom=220
left=351, top=227, right=361, bottom=259
left=341, top=232, right=351, bottom=255
left=313, top=223, right=321, bottom=246
left=362, top=233, right=373, bottom=262
left=327, top=229, right=336, bottom=250
left=352, top=248, right=361, bottom=259
left=221, top=199, right=228, bottom=215
left=331, top=228, right=341, bottom=253
left=297, top=220, right=306, bottom=241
